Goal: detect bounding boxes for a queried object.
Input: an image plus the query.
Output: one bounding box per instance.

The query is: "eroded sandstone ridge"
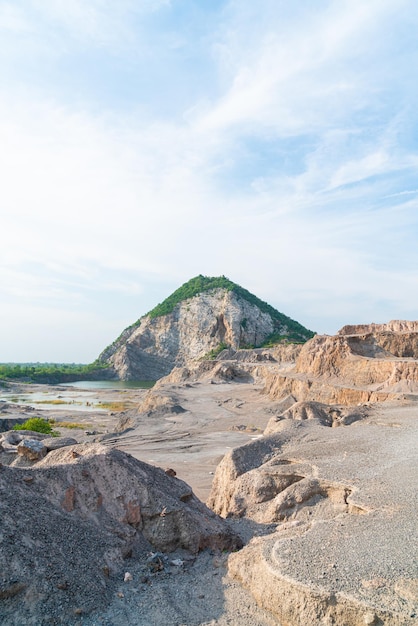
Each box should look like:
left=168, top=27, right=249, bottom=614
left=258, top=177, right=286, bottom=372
left=98, top=275, right=314, bottom=380
left=263, top=319, right=418, bottom=405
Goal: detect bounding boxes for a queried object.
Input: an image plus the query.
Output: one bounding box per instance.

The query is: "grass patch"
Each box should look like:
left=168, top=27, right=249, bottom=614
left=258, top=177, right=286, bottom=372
left=54, top=421, right=92, bottom=430
left=35, top=399, right=69, bottom=405
left=96, top=401, right=132, bottom=411
left=202, top=342, right=230, bottom=360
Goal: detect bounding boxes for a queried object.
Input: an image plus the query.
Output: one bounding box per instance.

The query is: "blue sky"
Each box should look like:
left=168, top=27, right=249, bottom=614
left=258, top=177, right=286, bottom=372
left=1, top=0, right=418, bottom=362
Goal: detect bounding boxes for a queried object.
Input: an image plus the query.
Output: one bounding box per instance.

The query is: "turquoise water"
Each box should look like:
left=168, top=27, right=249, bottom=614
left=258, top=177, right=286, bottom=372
left=60, top=380, right=155, bottom=390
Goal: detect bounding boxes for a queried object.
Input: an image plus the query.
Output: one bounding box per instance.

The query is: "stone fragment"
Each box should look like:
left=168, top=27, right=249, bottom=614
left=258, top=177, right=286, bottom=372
left=42, top=437, right=78, bottom=451
left=62, top=486, right=76, bottom=512
left=57, top=581, right=68, bottom=590
left=17, top=439, right=47, bottom=461
left=0, top=418, right=26, bottom=433
left=395, top=578, right=418, bottom=601
left=147, top=553, right=165, bottom=572
left=123, top=499, right=141, bottom=526
left=0, top=582, right=26, bottom=599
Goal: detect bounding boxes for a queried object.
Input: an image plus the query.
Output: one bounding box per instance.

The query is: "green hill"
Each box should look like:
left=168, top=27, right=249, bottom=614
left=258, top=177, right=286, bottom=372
left=141, top=275, right=314, bottom=344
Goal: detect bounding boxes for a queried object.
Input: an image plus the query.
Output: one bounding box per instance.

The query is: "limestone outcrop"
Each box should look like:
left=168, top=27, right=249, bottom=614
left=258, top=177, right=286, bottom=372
left=98, top=276, right=313, bottom=380
left=338, top=319, right=418, bottom=336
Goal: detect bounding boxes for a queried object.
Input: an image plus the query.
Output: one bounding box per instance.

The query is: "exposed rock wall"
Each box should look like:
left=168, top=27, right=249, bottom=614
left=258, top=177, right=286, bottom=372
left=263, top=373, right=401, bottom=405
left=102, top=290, right=289, bottom=380
left=338, top=319, right=418, bottom=335
left=263, top=322, right=418, bottom=405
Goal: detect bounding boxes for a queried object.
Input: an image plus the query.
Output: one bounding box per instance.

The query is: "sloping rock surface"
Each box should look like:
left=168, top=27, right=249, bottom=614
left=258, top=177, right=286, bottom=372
left=205, top=321, right=418, bottom=625
left=0, top=444, right=240, bottom=624
left=209, top=404, right=418, bottom=625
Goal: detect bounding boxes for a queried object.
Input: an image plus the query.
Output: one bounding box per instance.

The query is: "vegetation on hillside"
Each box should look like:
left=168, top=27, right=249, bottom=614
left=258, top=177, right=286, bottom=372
left=203, top=342, right=230, bottom=360
left=145, top=276, right=235, bottom=319
left=144, top=275, right=314, bottom=342
left=0, top=361, right=111, bottom=384
left=261, top=333, right=305, bottom=348
left=100, top=275, right=315, bottom=359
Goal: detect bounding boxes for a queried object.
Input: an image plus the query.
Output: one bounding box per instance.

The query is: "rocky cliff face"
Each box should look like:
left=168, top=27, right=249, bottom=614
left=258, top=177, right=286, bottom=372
left=261, top=320, right=418, bottom=405
left=338, top=319, right=418, bottom=335
left=100, top=285, right=312, bottom=380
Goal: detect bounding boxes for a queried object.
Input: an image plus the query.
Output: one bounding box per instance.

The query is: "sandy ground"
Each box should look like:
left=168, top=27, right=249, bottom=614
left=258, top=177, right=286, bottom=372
left=2, top=380, right=417, bottom=625
left=0, top=380, right=282, bottom=625
left=0, top=380, right=278, bottom=501
left=103, top=381, right=279, bottom=501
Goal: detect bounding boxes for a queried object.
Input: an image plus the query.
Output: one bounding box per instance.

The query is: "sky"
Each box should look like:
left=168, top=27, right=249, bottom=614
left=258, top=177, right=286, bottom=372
left=1, top=0, right=418, bottom=363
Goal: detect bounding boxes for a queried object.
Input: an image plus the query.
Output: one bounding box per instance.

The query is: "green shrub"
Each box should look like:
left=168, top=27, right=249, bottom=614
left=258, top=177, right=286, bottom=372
left=203, top=342, right=230, bottom=360
left=13, top=417, right=54, bottom=434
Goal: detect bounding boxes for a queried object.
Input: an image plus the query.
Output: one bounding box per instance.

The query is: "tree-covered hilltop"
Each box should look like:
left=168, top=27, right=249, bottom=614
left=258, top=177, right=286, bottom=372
left=142, top=275, right=314, bottom=343
left=98, top=275, right=315, bottom=365
left=0, top=361, right=112, bottom=384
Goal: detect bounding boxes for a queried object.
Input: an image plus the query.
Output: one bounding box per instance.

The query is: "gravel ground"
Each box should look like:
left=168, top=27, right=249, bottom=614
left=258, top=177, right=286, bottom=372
left=80, top=547, right=278, bottom=626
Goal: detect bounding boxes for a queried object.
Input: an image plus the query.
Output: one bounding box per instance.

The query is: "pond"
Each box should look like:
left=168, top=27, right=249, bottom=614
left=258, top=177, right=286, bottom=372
left=0, top=380, right=154, bottom=412
left=60, top=380, right=155, bottom=390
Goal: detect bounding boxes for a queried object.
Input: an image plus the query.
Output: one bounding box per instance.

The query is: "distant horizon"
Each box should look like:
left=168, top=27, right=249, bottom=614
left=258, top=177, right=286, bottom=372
left=2, top=1, right=417, bottom=362
left=2, top=271, right=416, bottom=362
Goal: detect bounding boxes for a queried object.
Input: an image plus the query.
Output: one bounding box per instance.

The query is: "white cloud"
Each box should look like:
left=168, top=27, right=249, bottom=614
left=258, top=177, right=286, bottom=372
left=197, top=0, right=409, bottom=137
left=0, top=3, right=32, bottom=33
left=1, top=0, right=418, bottom=360
left=29, top=0, right=170, bottom=46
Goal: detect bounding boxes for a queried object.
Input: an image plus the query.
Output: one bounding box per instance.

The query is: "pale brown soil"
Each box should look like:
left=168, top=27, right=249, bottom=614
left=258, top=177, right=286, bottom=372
left=1, top=379, right=417, bottom=626
left=0, top=380, right=281, bottom=626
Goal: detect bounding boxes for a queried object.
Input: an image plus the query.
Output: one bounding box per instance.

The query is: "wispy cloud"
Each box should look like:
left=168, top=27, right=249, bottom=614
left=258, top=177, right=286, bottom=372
left=1, top=0, right=417, bottom=359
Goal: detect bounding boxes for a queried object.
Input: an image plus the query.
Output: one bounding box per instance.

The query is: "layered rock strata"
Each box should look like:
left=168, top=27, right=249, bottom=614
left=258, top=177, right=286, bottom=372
left=263, top=321, right=418, bottom=405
